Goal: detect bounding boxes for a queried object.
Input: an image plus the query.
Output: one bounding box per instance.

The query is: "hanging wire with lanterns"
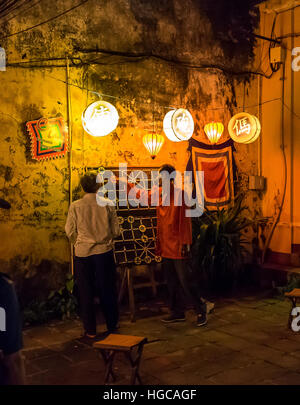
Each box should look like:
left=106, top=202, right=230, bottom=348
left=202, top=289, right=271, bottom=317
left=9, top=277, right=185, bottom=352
left=80, top=89, right=262, bottom=146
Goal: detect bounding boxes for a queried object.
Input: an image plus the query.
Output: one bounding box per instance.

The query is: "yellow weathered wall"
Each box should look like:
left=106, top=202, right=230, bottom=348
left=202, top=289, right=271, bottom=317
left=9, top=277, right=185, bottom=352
left=258, top=0, right=300, bottom=262
left=0, top=0, right=260, bottom=302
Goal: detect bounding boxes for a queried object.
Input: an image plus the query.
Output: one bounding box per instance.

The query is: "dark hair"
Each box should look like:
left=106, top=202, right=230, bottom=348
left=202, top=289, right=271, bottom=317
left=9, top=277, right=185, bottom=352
left=159, top=164, right=176, bottom=175
left=80, top=173, right=99, bottom=193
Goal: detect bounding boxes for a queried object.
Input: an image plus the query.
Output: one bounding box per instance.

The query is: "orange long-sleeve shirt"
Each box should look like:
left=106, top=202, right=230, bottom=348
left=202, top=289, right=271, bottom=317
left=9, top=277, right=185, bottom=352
left=128, top=183, right=192, bottom=259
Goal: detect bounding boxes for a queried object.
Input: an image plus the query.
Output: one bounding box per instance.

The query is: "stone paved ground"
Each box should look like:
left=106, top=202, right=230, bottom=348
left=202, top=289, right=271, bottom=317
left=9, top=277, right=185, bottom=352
left=23, top=293, right=300, bottom=385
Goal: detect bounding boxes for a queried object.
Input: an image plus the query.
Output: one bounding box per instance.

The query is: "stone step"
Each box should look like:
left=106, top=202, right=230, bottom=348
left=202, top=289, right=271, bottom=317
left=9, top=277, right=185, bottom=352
left=256, top=263, right=300, bottom=288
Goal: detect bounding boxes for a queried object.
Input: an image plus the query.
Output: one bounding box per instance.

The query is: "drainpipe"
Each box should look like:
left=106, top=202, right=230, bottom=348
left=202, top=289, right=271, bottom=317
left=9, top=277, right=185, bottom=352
left=66, top=56, right=74, bottom=274
left=258, top=74, right=262, bottom=177
left=262, top=60, right=287, bottom=264
left=290, top=7, right=295, bottom=259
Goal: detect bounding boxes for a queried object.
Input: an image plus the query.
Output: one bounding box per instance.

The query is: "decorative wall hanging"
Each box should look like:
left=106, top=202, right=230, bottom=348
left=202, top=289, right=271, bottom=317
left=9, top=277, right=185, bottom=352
left=163, top=108, right=194, bottom=142
left=186, top=138, right=236, bottom=211
left=82, top=100, right=119, bottom=137
left=228, top=112, right=261, bottom=144
left=204, top=122, right=224, bottom=144
left=26, top=117, right=68, bottom=161
left=143, top=133, right=165, bottom=159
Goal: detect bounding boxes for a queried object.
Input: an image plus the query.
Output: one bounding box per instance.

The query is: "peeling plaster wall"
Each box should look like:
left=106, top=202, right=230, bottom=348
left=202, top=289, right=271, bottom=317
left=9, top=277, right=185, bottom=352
left=0, top=0, right=260, bottom=303
left=258, top=0, right=300, bottom=263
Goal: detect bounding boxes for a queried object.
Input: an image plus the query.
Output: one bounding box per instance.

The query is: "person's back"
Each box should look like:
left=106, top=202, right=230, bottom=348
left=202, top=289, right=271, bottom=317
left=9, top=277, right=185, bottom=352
left=65, top=172, right=120, bottom=338
left=156, top=187, right=191, bottom=259
left=67, top=194, right=118, bottom=257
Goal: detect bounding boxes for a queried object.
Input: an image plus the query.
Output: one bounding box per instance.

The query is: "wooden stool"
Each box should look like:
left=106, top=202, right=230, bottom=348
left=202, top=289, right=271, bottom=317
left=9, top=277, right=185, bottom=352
left=93, top=334, right=147, bottom=385
left=285, top=288, right=300, bottom=329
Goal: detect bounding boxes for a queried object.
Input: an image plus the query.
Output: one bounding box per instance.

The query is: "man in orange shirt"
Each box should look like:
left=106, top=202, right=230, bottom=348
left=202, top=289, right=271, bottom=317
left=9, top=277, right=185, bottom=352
left=127, top=164, right=209, bottom=326
left=156, top=165, right=208, bottom=326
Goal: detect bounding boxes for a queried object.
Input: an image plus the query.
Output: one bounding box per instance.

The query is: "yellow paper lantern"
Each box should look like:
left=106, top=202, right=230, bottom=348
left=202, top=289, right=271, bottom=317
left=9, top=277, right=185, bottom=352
left=82, top=100, right=119, bottom=137
left=143, top=133, right=165, bottom=159
left=163, top=109, right=194, bottom=142
left=204, top=122, right=224, bottom=144
left=228, top=112, right=261, bottom=144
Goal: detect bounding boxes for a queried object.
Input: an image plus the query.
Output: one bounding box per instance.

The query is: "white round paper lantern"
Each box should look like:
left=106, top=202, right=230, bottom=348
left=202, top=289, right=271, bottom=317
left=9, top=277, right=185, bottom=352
left=163, top=109, right=194, bottom=142
left=82, top=100, right=119, bottom=137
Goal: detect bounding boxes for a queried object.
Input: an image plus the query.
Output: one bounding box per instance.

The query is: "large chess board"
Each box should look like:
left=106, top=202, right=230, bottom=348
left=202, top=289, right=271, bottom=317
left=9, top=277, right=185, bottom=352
left=87, top=166, right=161, bottom=266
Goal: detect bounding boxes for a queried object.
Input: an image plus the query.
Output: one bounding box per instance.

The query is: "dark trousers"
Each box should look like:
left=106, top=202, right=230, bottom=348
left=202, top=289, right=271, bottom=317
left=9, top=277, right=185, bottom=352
left=75, top=250, right=119, bottom=335
left=163, top=258, right=206, bottom=316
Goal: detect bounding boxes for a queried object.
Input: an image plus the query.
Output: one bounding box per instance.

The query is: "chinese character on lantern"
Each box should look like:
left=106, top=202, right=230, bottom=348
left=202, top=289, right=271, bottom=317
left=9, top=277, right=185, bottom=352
left=232, top=117, right=251, bottom=136
left=163, top=108, right=194, bottom=142
left=228, top=112, right=261, bottom=144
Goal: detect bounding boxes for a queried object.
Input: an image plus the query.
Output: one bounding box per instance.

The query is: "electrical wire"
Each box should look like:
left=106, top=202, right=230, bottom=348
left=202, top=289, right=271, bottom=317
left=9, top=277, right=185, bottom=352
left=0, top=0, right=43, bottom=24
left=5, top=51, right=275, bottom=79
left=0, top=0, right=33, bottom=19
left=74, top=47, right=274, bottom=78
left=4, top=57, right=300, bottom=116
left=0, top=1, right=20, bottom=15
left=283, top=102, right=300, bottom=120
left=45, top=72, right=283, bottom=112
left=268, top=12, right=281, bottom=74
left=0, top=0, right=89, bottom=40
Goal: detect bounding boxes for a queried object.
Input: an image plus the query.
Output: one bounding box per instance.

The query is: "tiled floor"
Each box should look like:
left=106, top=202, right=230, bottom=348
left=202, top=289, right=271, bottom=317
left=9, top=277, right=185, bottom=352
left=22, top=294, right=300, bottom=385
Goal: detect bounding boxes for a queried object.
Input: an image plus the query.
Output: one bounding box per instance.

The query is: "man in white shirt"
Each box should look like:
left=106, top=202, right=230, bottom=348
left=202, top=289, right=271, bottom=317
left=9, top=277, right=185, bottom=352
left=65, top=173, right=120, bottom=338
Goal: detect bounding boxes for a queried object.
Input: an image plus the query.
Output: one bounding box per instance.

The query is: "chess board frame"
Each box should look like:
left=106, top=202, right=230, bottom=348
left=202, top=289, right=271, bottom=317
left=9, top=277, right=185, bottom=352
left=86, top=166, right=161, bottom=267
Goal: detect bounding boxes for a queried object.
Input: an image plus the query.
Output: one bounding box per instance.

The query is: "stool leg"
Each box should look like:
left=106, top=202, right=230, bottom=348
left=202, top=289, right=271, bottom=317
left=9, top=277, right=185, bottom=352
left=288, top=298, right=297, bottom=330
left=100, top=350, right=116, bottom=384
left=288, top=298, right=294, bottom=329
left=126, top=343, right=145, bottom=385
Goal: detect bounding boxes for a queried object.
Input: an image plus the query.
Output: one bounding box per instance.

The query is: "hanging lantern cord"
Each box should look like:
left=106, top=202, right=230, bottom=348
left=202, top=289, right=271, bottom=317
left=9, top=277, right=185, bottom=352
left=88, top=90, right=102, bottom=99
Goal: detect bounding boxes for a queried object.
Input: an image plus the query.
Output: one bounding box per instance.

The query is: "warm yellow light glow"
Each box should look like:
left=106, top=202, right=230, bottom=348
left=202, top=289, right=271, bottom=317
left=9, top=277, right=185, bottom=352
left=143, top=133, right=165, bottom=159
left=163, top=109, right=194, bottom=142
left=82, top=100, right=119, bottom=137
left=228, top=112, right=261, bottom=144
left=204, top=122, right=224, bottom=144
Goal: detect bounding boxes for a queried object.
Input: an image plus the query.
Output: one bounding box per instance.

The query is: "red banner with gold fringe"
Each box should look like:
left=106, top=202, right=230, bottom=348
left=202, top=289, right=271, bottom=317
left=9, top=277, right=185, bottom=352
left=186, top=138, right=236, bottom=211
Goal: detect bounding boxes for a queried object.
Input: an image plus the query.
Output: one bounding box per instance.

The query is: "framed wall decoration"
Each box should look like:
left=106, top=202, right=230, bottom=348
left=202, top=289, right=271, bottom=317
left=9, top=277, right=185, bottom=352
left=26, top=117, right=68, bottom=161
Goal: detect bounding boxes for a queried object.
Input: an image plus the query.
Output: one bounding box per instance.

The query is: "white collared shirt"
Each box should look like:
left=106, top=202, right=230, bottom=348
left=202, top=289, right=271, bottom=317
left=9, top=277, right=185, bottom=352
left=65, top=193, right=120, bottom=257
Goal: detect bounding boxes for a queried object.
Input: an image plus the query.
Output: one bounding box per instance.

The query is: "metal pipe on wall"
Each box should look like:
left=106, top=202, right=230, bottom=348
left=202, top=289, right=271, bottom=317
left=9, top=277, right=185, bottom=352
left=66, top=56, right=74, bottom=275
left=290, top=7, right=295, bottom=256
left=262, top=60, right=287, bottom=264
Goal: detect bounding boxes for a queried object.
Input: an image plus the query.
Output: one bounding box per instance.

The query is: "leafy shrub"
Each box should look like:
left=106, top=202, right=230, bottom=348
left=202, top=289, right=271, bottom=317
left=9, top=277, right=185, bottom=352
left=192, top=194, right=253, bottom=292
left=23, top=274, right=78, bottom=326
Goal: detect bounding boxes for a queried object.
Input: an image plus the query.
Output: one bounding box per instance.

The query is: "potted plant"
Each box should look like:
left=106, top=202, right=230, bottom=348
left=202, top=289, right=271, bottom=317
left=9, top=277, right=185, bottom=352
left=192, top=194, right=253, bottom=293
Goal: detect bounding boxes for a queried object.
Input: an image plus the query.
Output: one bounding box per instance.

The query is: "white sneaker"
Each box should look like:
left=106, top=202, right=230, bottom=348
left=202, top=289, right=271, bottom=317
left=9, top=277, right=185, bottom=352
left=206, top=301, right=215, bottom=314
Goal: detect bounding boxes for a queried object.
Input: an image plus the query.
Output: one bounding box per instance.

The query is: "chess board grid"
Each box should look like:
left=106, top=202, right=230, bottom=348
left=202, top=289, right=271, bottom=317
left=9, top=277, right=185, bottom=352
left=86, top=166, right=160, bottom=266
